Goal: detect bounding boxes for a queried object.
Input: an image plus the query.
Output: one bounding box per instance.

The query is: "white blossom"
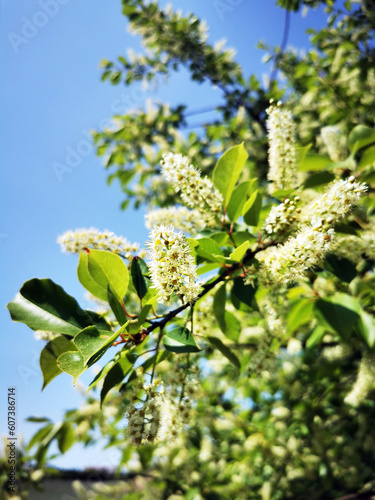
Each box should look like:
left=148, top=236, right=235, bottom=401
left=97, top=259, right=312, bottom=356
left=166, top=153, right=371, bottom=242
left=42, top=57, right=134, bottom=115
left=266, top=101, right=299, bottom=192
left=321, top=125, right=347, bottom=162
left=147, top=225, right=201, bottom=305
left=34, top=331, right=59, bottom=342
left=301, top=176, right=367, bottom=224
left=160, top=153, right=223, bottom=227
left=345, top=351, right=375, bottom=407
left=257, top=218, right=335, bottom=285
left=57, top=228, right=140, bottom=258
left=263, top=196, right=300, bottom=236
left=145, top=206, right=205, bottom=234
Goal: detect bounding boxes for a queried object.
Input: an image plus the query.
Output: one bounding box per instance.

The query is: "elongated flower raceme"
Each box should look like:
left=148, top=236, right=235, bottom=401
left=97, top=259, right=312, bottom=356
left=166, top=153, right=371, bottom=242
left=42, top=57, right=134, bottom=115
left=266, top=101, right=298, bottom=193
left=345, top=351, right=375, bottom=407
left=147, top=225, right=201, bottom=305
left=160, top=153, right=223, bottom=227
left=301, top=176, right=367, bottom=224
left=57, top=228, right=141, bottom=258
left=321, top=125, right=347, bottom=162
left=257, top=218, right=335, bottom=285
left=145, top=206, right=205, bottom=234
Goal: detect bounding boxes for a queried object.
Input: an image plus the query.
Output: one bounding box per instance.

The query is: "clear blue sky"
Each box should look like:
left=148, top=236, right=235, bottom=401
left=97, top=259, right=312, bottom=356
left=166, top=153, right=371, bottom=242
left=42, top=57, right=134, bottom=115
left=1, top=0, right=332, bottom=469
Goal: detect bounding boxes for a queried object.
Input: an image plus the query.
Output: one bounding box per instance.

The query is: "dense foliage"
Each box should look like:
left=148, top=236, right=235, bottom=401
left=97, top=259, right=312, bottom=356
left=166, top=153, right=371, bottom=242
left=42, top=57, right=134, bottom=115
left=3, top=1, right=375, bottom=499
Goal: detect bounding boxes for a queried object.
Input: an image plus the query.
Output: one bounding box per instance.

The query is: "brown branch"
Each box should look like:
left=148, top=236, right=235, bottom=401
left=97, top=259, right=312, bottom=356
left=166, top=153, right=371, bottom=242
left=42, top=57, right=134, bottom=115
left=143, top=243, right=271, bottom=337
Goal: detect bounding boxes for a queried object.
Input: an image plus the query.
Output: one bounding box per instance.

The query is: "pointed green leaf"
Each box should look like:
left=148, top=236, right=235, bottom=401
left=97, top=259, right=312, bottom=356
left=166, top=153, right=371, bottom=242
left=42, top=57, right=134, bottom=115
left=348, top=125, right=375, bottom=154
left=7, top=278, right=94, bottom=336
left=78, top=249, right=129, bottom=302
left=196, top=237, right=223, bottom=262
left=359, top=144, right=375, bottom=170
left=212, top=143, right=248, bottom=206
left=226, top=180, right=256, bottom=222
left=315, top=295, right=360, bottom=340
left=207, top=337, right=240, bottom=368
left=165, top=327, right=200, bottom=349
left=131, top=257, right=148, bottom=300
left=74, top=326, right=122, bottom=366
left=107, top=285, right=127, bottom=325
left=163, top=337, right=201, bottom=353
left=231, top=278, right=256, bottom=307
left=40, top=336, right=78, bottom=389
left=57, top=423, right=75, bottom=454
left=242, top=190, right=263, bottom=226
left=229, top=241, right=250, bottom=262
left=299, top=154, right=333, bottom=171
left=57, top=351, right=86, bottom=384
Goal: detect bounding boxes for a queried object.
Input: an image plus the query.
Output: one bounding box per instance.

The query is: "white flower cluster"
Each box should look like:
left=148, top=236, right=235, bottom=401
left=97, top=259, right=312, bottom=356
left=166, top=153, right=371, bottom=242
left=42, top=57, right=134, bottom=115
left=302, top=176, right=367, bottom=224
left=264, top=196, right=301, bottom=236
left=322, top=344, right=352, bottom=362
left=345, top=351, right=375, bottom=407
left=331, top=229, right=375, bottom=263
left=145, top=206, right=205, bottom=234
left=147, top=225, right=201, bottom=305
left=321, top=125, right=347, bottom=162
left=57, top=228, right=140, bottom=258
left=126, top=378, right=163, bottom=446
left=258, top=218, right=335, bottom=285
left=193, top=297, right=215, bottom=338
left=34, top=330, right=59, bottom=342
left=266, top=100, right=298, bottom=192
left=160, top=152, right=223, bottom=227
left=259, top=176, right=368, bottom=284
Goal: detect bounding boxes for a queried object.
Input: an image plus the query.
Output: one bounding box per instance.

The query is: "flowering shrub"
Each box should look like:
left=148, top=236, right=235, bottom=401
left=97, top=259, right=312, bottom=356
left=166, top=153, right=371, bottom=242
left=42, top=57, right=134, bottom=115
left=4, top=0, right=375, bottom=499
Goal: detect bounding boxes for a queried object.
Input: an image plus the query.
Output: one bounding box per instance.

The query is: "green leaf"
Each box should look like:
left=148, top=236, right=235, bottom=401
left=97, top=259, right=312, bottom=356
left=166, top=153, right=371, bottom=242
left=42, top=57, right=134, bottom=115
left=357, top=311, right=375, bottom=348
left=306, top=325, right=326, bottom=349
left=229, top=241, right=250, bottom=262
left=131, top=257, right=149, bottom=300
left=242, top=190, right=262, bottom=226
left=73, top=326, right=120, bottom=365
left=107, top=285, right=127, bottom=325
left=231, top=278, right=257, bottom=307
left=100, top=350, right=137, bottom=403
left=303, top=171, right=335, bottom=189
left=26, top=417, right=51, bottom=423
left=212, top=143, right=248, bottom=206
left=40, top=336, right=78, bottom=389
left=7, top=278, right=94, bottom=336
left=57, top=423, right=75, bottom=454
left=348, top=125, right=375, bottom=154
left=163, top=327, right=200, bottom=353
left=77, top=252, right=104, bottom=301
left=315, top=295, right=360, bottom=340
left=358, top=144, right=375, bottom=170
left=299, top=154, right=333, bottom=172
left=221, top=311, right=241, bottom=342
left=287, top=299, right=314, bottom=333
left=124, top=351, right=171, bottom=390
left=163, top=336, right=201, bottom=353
left=78, top=249, right=129, bottom=302
left=207, top=337, right=240, bottom=369
left=57, top=351, right=86, bottom=384
left=27, top=425, right=54, bottom=451
left=213, top=284, right=226, bottom=332
left=324, top=253, right=357, bottom=283
left=196, top=237, right=223, bottom=262
left=226, top=180, right=256, bottom=222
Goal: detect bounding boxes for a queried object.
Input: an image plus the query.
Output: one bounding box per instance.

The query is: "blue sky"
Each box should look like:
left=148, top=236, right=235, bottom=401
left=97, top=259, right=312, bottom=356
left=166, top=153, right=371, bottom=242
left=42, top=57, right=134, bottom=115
left=1, top=0, right=332, bottom=469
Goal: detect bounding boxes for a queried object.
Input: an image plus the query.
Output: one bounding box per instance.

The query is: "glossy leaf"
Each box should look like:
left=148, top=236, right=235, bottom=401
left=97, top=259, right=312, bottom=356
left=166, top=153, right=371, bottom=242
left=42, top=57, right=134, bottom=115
left=231, top=278, right=256, bottom=307
left=299, top=154, right=333, bottom=171
left=131, top=257, right=149, bottom=299
left=7, top=278, right=94, bottom=336
left=212, top=143, right=248, bottom=206
left=287, top=299, right=314, bottom=333
left=57, top=351, right=86, bottom=384
left=358, top=144, right=375, bottom=170
left=40, top=336, right=78, bottom=389
left=303, top=171, right=335, bottom=189
left=86, top=249, right=129, bottom=302
left=57, top=422, right=75, bottom=454
left=226, top=180, right=256, bottom=222
left=242, top=190, right=262, bottom=226
left=348, top=125, right=375, bottom=154
left=229, top=241, right=250, bottom=262
left=107, top=285, right=127, bottom=325
left=163, top=327, right=200, bottom=353
left=73, top=326, right=120, bottom=365
left=196, top=237, right=223, bottom=262
left=207, top=337, right=240, bottom=369
left=315, top=295, right=360, bottom=340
